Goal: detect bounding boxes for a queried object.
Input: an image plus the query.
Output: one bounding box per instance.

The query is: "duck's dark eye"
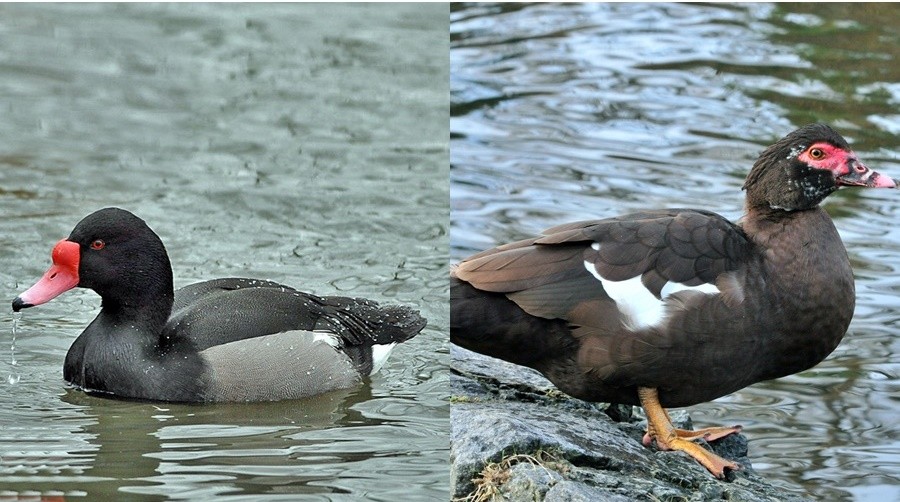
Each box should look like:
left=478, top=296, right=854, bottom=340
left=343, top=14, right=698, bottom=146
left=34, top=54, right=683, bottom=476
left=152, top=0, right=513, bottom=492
left=809, top=148, right=825, bottom=160
left=90, top=239, right=106, bottom=250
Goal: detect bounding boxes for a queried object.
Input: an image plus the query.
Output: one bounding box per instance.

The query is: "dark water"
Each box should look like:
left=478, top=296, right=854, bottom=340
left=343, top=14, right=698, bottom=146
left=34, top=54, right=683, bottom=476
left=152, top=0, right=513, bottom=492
left=0, top=3, right=448, bottom=500
left=451, top=3, right=899, bottom=501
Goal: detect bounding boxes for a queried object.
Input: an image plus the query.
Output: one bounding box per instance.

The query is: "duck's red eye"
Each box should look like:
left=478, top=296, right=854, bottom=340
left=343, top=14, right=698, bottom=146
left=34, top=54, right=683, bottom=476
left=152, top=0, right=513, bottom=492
left=809, top=148, right=825, bottom=160
left=90, top=239, right=105, bottom=250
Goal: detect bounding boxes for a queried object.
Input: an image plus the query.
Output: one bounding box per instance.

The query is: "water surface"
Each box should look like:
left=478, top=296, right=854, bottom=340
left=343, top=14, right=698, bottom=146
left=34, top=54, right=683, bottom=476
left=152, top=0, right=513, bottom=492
left=1, top=4, right=449, bottom=500
left=451, top=3, right=899, bottom=500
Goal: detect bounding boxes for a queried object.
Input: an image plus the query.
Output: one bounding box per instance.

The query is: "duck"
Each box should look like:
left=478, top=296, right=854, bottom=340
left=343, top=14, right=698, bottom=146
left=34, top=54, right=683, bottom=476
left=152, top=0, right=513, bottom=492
left=12, top=207, right=426, bottom=403
left=450, top=124, right=896, bottom=478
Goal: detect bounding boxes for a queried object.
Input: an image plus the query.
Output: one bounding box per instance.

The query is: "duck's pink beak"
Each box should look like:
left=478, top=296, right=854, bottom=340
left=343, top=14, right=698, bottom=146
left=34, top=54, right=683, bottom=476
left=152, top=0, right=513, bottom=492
left=12, top=240, right=81, bottom=312
left=837, top=160, right=896, bottom=188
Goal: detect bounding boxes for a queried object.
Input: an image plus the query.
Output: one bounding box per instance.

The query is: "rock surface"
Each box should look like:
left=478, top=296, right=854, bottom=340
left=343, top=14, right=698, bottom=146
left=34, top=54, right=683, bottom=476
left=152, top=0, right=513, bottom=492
left=451, top=345, right=812, bottom=501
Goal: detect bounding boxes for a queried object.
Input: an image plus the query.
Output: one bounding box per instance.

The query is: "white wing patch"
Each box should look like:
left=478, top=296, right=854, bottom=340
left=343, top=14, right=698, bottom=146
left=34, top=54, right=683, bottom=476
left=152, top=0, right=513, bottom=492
left=584, top=246, right=720, bottom=330
left=310, top=332, right=395, bottom=375
left=660, top=280, right=719, bottom=298
left=585, top=271, right=665, bottom=329
left=370, top=343, right=397, bottom=374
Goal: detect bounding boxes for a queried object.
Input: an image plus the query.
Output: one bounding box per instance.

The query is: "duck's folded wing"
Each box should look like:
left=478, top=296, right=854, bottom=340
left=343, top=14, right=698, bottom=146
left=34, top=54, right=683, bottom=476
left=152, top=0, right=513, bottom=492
left=167, top=281, right=425, bottom=351
left=171, top=278, right=292, bottom=314
left=454, top=209, right=751, bottom=327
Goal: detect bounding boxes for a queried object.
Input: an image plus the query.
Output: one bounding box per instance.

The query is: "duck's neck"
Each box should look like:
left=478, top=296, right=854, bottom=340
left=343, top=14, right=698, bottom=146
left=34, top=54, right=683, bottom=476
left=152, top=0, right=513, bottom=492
left=97, top=278, right=174, bottom=337
left=741, top=204, right=840, bottom=248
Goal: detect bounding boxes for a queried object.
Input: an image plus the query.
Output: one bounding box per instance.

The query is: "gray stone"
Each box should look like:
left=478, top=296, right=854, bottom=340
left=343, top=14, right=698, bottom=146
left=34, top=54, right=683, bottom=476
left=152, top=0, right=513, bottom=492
left=502, top=463, right=564, bottom=501
left=451, top=345, right=812, bottom=501
left=545, top=480, right=635, bottom=502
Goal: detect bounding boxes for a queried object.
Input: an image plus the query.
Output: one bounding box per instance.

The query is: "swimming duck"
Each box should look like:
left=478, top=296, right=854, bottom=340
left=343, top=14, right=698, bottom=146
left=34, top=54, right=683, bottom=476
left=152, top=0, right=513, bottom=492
left=14, top=207, right=426, bottom=403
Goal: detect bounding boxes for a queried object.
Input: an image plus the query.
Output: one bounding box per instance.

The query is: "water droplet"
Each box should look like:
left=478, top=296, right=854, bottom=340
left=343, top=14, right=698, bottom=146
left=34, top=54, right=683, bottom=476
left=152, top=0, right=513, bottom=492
left=9, top=312, right=22, bottom=383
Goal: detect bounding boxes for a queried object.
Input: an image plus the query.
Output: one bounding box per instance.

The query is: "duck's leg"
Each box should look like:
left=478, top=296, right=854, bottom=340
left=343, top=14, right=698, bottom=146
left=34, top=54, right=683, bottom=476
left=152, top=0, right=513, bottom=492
left=638, top=387, right=741, bottom=478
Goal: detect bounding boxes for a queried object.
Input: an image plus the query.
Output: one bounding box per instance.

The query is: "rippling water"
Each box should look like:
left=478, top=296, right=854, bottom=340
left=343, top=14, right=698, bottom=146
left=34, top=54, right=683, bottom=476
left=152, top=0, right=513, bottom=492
left=451, top=3, right=899, bottom=500
left=0, top=4, right=448, bottom=500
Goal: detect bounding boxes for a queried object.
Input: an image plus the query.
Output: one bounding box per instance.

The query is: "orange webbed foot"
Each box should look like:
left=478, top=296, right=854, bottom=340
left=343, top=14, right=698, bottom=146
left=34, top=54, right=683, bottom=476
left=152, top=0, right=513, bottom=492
left=638, top=387, right=743, bottom=479
left=642, top=424, right=743, bottom=446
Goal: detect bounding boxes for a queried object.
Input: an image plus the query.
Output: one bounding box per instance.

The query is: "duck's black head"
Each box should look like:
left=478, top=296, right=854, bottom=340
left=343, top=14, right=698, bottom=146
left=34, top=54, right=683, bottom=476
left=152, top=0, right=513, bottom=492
left=742, top=124, right=894, bottom=212
left=13, top=208, right=174, bottom=322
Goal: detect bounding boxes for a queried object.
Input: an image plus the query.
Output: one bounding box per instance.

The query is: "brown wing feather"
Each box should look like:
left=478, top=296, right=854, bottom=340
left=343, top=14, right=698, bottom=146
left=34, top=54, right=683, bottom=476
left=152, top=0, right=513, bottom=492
left=455, top=209, right=750, bottom=321
left=581, top=210, right=750, bottom=294
left=455, top=244, right=587, bottom=292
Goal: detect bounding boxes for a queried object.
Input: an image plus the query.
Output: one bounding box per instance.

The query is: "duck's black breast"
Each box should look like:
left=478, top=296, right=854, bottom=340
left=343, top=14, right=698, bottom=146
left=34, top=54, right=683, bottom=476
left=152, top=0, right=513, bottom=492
left=64, top=315, right=211, bottom=402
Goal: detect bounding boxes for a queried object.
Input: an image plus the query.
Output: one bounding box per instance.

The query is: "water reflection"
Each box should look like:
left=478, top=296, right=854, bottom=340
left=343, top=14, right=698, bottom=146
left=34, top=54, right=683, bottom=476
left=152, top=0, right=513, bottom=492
left=60, top=388, right=366, bottom=498
left=451, top=3, right=899, bottom=500
left=1, top=3, right=448, bottom=500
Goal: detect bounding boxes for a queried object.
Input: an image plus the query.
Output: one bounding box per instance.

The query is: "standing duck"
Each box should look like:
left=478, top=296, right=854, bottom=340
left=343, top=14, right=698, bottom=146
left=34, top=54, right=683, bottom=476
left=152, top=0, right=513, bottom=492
left=13, top=207, right=426, bottom=403
left=450, top=124, right=895, bottom=478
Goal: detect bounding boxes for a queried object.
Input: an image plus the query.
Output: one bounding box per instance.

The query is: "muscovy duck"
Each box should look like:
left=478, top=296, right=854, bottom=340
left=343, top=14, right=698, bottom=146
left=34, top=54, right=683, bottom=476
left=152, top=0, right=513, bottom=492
left=450, top=124, right=895, bottom=477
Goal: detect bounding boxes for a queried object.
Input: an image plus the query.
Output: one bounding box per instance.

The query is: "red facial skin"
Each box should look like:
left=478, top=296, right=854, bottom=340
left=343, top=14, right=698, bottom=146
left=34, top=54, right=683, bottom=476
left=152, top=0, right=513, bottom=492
left=799, top=142, right=896, bottom=188
left=14, top=240, right=81, bottom=309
